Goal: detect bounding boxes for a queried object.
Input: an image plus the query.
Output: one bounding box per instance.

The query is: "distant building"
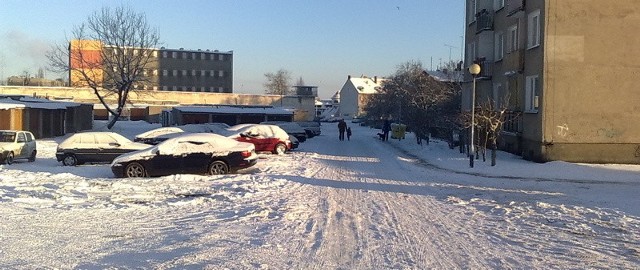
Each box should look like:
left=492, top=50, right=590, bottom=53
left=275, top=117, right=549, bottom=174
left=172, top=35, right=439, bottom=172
left=69, top=40, right=233, bottom=93
left=338, top=75, right=385, bottom=119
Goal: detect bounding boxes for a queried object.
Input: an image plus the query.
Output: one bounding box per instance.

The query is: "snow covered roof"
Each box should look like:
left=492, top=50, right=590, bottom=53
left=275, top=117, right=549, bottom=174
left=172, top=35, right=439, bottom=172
left=0, top=97, right=69, bottom=110
left=348, top=76, right=386, bottom=94
left=175, top=106, right=293, bottom=115
left=426, top=70, right=463, bottom=82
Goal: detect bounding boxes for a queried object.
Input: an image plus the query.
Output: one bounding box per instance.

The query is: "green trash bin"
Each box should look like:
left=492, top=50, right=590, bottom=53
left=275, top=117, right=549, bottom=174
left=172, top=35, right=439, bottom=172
left=390, top=123, right=406, bottom=140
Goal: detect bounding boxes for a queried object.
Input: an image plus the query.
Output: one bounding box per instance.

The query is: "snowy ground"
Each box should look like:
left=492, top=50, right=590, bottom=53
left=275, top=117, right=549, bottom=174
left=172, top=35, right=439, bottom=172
left=0, top=121, right=639, bottom=269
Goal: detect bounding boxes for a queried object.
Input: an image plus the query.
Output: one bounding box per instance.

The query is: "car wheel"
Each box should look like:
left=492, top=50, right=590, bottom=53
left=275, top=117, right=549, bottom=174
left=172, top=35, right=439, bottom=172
left=62, top=154, right=78, bottom=166
left=125, top=162, right=147, bottom=178
left=208, top=160, right=229, bottom=175
left=273, top=143, right=287, bottom=155
left=5, top=152, right=14, bottom=165
left=28, top=150, right=36, bottom=162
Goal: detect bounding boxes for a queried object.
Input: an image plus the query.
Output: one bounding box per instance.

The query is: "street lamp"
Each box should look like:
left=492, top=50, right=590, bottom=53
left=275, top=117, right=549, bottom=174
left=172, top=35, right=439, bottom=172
left=468, top=63, right=481, bottom=168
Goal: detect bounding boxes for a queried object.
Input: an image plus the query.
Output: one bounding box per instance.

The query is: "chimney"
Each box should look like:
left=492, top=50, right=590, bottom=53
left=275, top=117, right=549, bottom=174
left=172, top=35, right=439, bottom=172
left=348, top=75, right=351, bottom=80
left=374, top=76, right=377, bottom=83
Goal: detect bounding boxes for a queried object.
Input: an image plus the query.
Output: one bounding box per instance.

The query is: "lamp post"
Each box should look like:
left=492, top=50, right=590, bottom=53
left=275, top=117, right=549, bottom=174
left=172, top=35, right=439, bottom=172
left=468, top=63, right=481, bottom=168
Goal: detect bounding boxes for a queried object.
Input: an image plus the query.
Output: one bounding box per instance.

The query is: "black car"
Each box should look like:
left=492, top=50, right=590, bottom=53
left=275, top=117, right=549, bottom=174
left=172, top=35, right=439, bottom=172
left=111, top=133, right=258, bottom=178
left=56, top=132, right=151, bottom=166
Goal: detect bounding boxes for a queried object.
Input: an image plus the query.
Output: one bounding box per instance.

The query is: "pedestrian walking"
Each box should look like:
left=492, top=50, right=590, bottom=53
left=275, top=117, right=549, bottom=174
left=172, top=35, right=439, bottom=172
left=338, top=119, right=347, bottom=141
left=382, top=119, right=391, bottom=141
left=346, top=127, right=352, bottom=141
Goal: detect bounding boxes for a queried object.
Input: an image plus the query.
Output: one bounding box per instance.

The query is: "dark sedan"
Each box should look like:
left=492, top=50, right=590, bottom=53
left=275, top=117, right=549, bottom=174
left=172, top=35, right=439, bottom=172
left=56, top=132, right=151, bottom=166
left=111, top=133, right=258, bottom=178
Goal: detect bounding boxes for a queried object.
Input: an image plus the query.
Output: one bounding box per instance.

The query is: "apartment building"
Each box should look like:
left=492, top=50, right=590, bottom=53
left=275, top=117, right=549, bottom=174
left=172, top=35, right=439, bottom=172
left=70, top=40, right=233, bottom=93
left=463, top=0, right=640, bottom=163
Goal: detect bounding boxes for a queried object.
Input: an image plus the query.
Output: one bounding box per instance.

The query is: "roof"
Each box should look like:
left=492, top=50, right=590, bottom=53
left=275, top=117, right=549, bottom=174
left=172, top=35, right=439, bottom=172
left=426, top=70, right=463, bottom=82
left=348, top=76, right=386, bottom=94
left=175, top=106, right=293, bottom=115
left=0, top=97, right=70, bottom=110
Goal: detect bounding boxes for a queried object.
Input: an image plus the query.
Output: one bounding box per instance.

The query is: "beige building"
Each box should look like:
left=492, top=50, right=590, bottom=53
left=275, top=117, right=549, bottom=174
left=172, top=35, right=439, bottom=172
left=338, top=75, right=385, bottom=119
left=464, top=0, right=640, bottom=163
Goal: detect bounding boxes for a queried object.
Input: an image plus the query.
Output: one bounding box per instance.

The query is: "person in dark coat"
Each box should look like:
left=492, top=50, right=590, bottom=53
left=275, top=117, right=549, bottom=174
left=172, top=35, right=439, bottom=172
left=346, top=127, right=352, bottom=141
left=338, top=119, right=347, bottom=141
left=382, top=119, right=391, bottom=141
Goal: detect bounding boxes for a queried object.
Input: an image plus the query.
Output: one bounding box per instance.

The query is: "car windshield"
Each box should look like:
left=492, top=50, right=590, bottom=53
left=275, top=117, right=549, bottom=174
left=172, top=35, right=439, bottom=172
left=0, top=132, right=16, bottom=142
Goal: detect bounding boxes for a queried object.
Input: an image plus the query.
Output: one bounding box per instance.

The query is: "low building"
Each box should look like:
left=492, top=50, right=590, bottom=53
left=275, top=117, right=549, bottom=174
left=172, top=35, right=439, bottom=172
left=167, top=105, right=294, bottom=126
left=338, top=75, right=385, bottom=119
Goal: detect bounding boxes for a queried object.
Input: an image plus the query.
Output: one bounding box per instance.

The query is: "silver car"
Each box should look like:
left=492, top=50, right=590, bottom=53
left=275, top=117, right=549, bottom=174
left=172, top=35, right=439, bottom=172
left=0, top=130, right=37, bottom=165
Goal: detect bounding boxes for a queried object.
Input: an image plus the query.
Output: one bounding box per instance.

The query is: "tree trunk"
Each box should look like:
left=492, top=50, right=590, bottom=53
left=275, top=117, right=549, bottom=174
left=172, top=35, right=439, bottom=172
left=491, top=140, right=497, bottom=166
left=106, top=107, right=123, bottom=129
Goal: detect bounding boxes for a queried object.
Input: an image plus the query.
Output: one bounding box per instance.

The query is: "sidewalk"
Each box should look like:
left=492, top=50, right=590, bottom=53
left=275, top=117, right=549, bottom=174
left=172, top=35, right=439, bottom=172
left=362, top=125, right=640, bottom=183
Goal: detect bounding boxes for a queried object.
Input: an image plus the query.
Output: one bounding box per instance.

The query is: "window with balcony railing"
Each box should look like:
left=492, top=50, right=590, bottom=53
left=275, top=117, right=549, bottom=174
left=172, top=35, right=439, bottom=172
left=476, top=9, right=493, bottom=33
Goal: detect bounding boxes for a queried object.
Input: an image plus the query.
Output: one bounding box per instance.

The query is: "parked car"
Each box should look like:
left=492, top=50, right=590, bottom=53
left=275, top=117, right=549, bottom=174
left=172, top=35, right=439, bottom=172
left=297, top=121, right=321, bottom=137
left=261, top=121, right=308, bottom=142
left=111, top=133, right=258, bottom=178
left=56, top=132, right=150, bottom=166
left=134, top=123, right=230, bottom=145
left=224, top=124, right=292, bottom=154
left=0, top=130, right=37, bottom=164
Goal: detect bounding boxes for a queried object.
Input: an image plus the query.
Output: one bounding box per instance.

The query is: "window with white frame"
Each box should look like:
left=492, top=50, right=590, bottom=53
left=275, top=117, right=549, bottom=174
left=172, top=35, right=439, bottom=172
left=468, top=0, right=477, bottom=23
left=495, top=32, right=504, bottom=61
left=527, top=10, right=541, bottom=49
left=210, top=70, right=215, bottom=77
left=218, top=54, right=224, bottom=61
left=493, top=83, right=502, bottom=109
left=182, top=52, right=187, bottom=59
left=191, top=70, right=196, bottom=76
left=210, top=54, right=215, bottom=60
left=201, top=53, right=205, bottom=60
left=192, top=52, right=196, bottom=59
left=172, top=86, right=177, bottom=91
left=508, top=25, right=518, bottom=52
left=201, top=70, right=205, bottom=76
left=181, top=70, right=187, bottom=76
left=218, top=87, right=223, bottom=92
left=172, top=52, right=177, bottom=58
left=494, top=0, right=504, bottom=10
left=162, top=51, right=167, bottom=58
left=525, top=75, right=540, bottom=112
left=162, top=86, right=168, bottom=91
left=209, top=87, right=215, bottom=92
left=218, top=70, right=224, bottom=77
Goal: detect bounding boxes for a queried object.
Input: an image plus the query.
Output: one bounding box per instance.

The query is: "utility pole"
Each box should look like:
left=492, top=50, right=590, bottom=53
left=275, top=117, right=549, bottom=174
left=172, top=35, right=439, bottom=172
left=444, top=44, right=459, bottom=64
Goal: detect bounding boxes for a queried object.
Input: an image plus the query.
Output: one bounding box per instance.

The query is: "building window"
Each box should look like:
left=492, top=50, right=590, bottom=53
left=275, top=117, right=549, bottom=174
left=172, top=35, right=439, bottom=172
left=172, top=70, right=177, bottom=76
left=191, top=70, right=196, bottom=76
left=525, top=75, right=540, bottom=113
left=182, top=52, right=187, bottom=59
left=528, top=10, right=541, bottom=49
left=218, top=54, right=224, bottom=61
left=493, top=83, right=502, bottom=109
left=172, top=86, right=177, bottom=91
left=181, top=70, right=187, bottom=76
left=162, top=51, right=167, bottom=58
left=495, top=32, right=504, bottom=61
left=218, top=70, right=224, bottom=77
left=172, top=52, right=177, bottom=58
left=209, top=87, right=215, bottom=92
left=218, top=87, right=223, bottom=92
left=192, top=52, right=196, bottom=59
left=210, top=70, right=215, bottom=77
left=162, top=86, right=168, bottom=91
left=162, top=70, right=168, bottom=76
left=210, top=54, right=215, bottom=60
left=201, top=53, right=205, bottom=60
left=468, top=0, right=477, bottom=23
left=508, top=25, right=518, bottom=52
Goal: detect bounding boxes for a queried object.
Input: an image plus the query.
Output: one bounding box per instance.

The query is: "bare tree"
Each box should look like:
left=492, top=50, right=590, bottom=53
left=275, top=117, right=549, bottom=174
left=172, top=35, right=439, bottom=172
left=47, top=5, right=160, bottom=129
left=459, top=95, right=518, bottom=166
left=264, top=69, right=291, bottom=96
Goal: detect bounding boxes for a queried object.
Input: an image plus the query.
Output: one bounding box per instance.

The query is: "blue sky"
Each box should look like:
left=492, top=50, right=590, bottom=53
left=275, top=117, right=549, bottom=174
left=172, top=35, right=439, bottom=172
left=0, top=0, right=464, bottom=98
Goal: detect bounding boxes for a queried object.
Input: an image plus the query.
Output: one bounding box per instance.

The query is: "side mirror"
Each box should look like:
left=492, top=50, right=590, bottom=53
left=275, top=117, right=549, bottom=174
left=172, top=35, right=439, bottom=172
left=153, top=149, right=160, bottom=155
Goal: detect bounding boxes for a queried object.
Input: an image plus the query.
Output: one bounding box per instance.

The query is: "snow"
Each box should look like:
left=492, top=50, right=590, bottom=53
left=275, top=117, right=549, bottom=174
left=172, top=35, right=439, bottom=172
left=0, top=120, right=639, bottom=269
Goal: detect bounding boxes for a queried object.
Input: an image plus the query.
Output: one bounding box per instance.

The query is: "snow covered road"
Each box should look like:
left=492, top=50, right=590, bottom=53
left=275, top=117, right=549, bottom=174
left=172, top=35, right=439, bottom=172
left=0, top=122, right=638, bottom=269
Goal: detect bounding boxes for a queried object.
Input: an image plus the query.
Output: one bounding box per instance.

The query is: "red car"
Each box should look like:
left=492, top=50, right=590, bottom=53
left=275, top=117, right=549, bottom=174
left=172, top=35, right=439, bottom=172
left=224, top=124, right=292, bottom=154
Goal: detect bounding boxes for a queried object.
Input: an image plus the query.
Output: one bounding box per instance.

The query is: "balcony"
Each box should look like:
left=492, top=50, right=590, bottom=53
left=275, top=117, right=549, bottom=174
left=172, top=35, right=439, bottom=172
left=474, top=59, right=493, bottom=79
left=504, top=49, right=524, bottom=73
left=503, top=111, right=522, bottom=133
left=475, top=9, right=493, bottom=33
left=506, top=0, right=525, bottom=16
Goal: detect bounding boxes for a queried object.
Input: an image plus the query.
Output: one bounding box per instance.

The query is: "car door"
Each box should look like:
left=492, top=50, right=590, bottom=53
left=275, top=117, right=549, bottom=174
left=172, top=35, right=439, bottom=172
left=15, top=132, right=27, bottom=158
left=179, top=141, right=211, bottom=174
left=23, top=132, right=36, bottom=158
left=73, top=134, right=98, bottom=163
left=149, top=144, right=183, bottom=176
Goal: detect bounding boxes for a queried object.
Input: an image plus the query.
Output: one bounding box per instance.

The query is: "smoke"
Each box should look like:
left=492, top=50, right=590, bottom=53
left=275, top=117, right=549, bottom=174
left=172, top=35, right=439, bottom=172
left=0, top=30, right=54, bottom=78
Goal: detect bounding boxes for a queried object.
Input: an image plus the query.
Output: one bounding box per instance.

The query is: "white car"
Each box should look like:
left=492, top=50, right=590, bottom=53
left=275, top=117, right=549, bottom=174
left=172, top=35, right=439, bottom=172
left=0, top=130, right=37, bottom=165
left=134, top=123, right=230, bottom=145
left=56, top=132, right=150, bottom=166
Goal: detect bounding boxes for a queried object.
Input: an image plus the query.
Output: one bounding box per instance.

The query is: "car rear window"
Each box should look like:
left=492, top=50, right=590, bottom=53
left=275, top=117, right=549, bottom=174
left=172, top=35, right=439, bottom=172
left=0, top=132, right=16, bottom=142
